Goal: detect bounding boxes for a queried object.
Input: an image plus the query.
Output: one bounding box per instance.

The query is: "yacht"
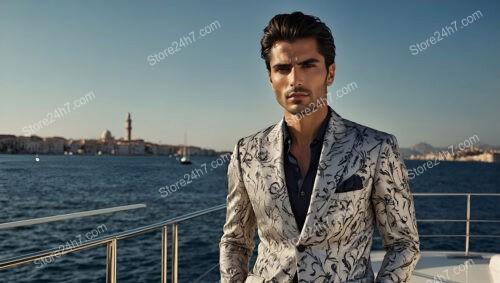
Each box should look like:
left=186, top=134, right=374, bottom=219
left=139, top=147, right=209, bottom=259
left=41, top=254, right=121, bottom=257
left=180, top=147, right=191, bottom=165
left=180, top=133, right=191, bottom=165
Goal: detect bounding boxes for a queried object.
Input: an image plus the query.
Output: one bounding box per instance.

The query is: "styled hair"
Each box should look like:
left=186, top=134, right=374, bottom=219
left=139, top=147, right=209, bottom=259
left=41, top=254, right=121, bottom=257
left=260, top=11, right=336, bottom=71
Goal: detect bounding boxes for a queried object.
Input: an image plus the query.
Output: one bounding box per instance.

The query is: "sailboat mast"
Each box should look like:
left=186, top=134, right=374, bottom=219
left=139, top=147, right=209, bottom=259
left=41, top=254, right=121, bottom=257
left=183, top=132, right=187, bottom=157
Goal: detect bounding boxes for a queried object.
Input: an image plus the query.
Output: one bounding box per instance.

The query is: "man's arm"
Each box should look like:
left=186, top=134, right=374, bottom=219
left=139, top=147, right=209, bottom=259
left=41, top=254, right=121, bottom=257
left=219, top=139, right=257, bottom=283
left=372, top=134, right=420, bottom=283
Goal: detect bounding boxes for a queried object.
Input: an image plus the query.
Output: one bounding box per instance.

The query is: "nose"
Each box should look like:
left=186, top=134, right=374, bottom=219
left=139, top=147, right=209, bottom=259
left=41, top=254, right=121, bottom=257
left=289, top=66, right=303, bottom=87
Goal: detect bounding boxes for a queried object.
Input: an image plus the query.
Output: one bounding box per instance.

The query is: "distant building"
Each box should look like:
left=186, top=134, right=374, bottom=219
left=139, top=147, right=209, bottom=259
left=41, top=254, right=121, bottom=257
left=157, top=144, right=176, bottom=155
left=16, top=136, right=43, bottom=153
left=101, top=130, right=114, bottom=143
left=81, top=139, right=98, bottom=155
left=455, top=152, right=500, bottom=163
left=42, top=137, right=65, bottom=154
left=125, top=113, right=132, bottom=141
left=407, top=148, right=500, bottom=163
left=0, top=135, right=16, bottom=153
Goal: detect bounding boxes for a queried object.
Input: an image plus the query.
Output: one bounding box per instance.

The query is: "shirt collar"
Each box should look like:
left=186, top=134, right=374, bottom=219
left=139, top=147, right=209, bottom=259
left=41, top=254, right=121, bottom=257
left=282, top=106, right=332, bottom=148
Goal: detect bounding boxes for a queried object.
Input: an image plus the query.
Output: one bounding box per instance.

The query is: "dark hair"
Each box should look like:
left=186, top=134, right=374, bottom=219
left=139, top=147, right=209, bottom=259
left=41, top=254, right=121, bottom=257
left=260, top=11, right=336, bottom=71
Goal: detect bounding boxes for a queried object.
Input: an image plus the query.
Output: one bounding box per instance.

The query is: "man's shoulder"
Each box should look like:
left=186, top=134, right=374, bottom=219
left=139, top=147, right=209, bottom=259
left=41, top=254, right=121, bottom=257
left=343, top=118, right=395, bottom=144
left=236, top=122, right=279, bottom=147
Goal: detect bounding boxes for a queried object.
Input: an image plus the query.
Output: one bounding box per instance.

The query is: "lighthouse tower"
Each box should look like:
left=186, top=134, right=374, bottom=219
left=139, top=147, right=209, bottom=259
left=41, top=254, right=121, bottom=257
left=125, top=113, right=132, bottom=141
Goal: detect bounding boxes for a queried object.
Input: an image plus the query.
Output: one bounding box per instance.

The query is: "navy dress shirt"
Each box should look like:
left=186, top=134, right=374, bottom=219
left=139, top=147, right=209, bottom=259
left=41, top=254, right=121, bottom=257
left=282, top=106, right=332, bottom=232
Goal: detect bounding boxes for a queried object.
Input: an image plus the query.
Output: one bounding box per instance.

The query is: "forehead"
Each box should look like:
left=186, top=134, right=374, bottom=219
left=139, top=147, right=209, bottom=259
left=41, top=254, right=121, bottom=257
left=269, top=37, right=323, bottom=63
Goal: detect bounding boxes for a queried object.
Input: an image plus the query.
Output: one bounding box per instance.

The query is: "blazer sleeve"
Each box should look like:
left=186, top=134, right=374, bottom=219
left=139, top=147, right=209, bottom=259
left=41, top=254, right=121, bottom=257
left=372, top=134, right=420, bottom=282
left=219, top=139, right=257, bottom=283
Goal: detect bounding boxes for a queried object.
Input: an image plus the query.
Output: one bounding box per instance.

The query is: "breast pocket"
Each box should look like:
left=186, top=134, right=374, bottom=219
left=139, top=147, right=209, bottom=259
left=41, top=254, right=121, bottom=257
left=335, top=173, right=365, bottom=193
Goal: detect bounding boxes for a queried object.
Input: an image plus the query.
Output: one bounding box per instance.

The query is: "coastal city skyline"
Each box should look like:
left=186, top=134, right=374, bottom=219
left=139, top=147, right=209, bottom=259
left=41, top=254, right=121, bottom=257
left=2, top=119, right=499, bottom=159
left=1, top=1, right=499, bottom=151
left=2, top=111, right=500, bottom=154
left=0, top=112, right=222, bottom=156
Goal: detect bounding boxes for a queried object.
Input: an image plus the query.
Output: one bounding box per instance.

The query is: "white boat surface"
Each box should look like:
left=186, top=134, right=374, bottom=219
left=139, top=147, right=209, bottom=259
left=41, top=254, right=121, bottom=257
left=372, top=250, right=499, bottom=283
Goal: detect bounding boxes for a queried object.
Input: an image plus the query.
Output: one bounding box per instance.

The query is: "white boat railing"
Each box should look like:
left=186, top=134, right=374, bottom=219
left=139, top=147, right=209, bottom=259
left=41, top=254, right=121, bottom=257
left=1, top=193, right=499, bottom=282
left=0, top=203, right=226, bottom=283
left=0, top=204, right=147, bottom=230
left=411, top=193, right=500, bottom=257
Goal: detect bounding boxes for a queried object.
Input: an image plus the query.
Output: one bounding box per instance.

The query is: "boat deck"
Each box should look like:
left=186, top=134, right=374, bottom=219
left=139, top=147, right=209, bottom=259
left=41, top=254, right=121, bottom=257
left=371, top=250, right=498, bottom=283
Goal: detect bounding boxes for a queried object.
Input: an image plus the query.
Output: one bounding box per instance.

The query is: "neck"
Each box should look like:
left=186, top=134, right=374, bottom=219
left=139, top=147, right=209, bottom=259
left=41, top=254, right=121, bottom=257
left=284, top=106, right=328, bottom=147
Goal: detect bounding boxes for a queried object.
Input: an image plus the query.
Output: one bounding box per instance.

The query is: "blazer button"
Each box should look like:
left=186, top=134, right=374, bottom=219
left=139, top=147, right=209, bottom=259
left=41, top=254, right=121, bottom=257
left=297, top=245, right=306, bottom=252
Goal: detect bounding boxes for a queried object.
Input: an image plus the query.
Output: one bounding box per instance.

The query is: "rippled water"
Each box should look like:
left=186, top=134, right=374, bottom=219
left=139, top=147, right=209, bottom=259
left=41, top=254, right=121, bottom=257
left=0, top=155, right=498, bottom=282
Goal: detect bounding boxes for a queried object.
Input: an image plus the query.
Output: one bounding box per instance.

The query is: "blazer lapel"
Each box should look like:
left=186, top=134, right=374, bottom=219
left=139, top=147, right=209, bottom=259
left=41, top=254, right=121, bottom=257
left=300, top=109, right=357, bottom=238
left=259, top=120, right=300, bottom=238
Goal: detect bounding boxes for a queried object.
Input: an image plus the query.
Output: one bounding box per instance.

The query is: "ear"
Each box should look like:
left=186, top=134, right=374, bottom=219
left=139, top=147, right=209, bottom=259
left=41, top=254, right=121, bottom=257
left=326, top=63, right=335, bottom=86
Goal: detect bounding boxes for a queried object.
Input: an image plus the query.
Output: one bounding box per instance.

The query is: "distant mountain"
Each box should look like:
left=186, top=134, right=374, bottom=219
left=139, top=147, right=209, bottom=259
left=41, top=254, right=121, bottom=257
left=400, top=142, right=435, bottom=156
left=411, top=142, right=435, bottom=153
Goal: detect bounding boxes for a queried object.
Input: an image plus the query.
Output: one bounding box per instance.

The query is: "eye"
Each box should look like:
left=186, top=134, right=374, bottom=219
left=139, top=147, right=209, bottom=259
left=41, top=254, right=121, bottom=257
left=276, top=66, right=291, bottom=73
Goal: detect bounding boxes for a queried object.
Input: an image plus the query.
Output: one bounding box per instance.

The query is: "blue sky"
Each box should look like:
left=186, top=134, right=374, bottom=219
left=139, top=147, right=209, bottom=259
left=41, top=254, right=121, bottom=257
left=1, top=0, right=499, bottom=151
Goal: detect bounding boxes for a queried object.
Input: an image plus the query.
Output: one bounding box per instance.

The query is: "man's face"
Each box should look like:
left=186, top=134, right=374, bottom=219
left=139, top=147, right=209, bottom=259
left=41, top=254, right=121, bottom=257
left=267, top=37, right=335, bottom=115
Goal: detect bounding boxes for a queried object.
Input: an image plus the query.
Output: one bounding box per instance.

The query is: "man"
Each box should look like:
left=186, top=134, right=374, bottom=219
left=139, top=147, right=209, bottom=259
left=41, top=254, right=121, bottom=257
left=220, top=11, right=419, bottom=283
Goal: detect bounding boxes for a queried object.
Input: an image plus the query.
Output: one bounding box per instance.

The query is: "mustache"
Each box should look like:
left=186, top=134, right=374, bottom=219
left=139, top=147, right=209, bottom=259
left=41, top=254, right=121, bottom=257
left=285, top=87, right=312, bottom=97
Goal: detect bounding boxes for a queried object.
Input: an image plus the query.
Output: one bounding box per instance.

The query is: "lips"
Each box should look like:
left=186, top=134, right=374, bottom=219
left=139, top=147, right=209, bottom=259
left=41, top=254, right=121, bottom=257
left=288, top=92, right=309, bottom=98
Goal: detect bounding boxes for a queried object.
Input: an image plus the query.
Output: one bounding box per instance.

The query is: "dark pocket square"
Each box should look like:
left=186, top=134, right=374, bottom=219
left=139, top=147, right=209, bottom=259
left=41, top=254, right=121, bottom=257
left=336, top=174, right=364, bottom=193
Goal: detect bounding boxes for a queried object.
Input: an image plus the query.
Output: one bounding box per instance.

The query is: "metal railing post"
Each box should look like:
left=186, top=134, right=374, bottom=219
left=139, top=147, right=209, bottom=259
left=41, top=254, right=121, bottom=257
left=172, top=223, right=179, bottom=283
left=465, top=193, right=471, bottom=257
left=162, top=226, right=168, bottom=283
left=0, top=204, right=228, bottom=279
left=106, top=239, right=117, bottom=283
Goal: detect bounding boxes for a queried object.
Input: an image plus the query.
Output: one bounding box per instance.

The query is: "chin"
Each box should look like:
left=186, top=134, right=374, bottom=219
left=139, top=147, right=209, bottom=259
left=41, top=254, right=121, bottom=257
left=285, top=104, right=308, bottom=115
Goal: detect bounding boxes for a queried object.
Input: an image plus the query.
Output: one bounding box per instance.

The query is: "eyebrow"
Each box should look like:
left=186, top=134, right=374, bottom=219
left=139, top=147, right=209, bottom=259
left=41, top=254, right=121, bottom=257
left=272, top=58, right=320, bottom=71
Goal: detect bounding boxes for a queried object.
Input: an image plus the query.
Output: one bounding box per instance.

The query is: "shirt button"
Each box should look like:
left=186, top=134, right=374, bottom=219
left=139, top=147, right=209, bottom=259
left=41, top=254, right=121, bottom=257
left=300, top=191, right=305, bottom=197
left=297, top=245, right=306, bottom=252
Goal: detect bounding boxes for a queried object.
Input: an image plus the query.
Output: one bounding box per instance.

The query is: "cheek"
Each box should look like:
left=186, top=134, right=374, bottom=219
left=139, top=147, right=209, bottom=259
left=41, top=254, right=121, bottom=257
left=270, top=76, right=286, bottom=92
left=310, top=69, right=327, bottom=81
left=311, top=71, right=329, bottom=89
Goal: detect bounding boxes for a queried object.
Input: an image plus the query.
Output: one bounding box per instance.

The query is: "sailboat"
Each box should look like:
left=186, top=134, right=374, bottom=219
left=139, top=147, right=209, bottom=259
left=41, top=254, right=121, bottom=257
left=180, top=133, right=191, bottom=165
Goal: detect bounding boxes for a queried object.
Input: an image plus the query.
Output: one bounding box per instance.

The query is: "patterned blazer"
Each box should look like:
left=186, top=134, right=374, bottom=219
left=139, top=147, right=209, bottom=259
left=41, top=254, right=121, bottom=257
left=219, top=109, right=420, bottom=283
